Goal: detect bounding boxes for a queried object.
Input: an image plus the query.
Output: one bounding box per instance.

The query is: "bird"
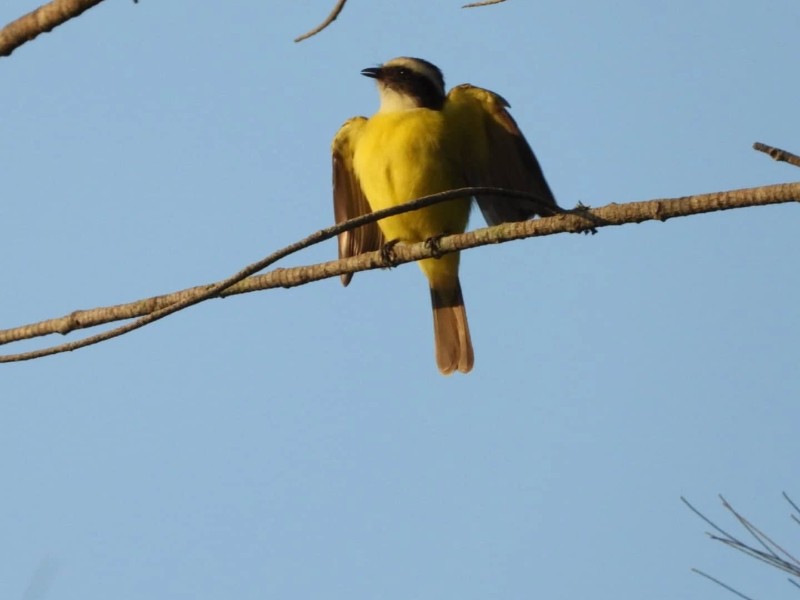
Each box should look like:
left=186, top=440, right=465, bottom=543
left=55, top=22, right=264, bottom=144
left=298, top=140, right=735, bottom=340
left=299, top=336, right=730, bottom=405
left=332, top=57, right=559, bottom=375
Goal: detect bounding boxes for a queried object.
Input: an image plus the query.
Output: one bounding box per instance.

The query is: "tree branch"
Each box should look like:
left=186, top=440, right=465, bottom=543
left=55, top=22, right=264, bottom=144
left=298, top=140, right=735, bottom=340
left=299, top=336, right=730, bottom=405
left=0, top=187, right=562, bottom=362
left=294, top=0, right=511, bottom=42
left=294, top=0, right=348, bottom=42
left=754, top=142, right=800, bottom=170
left=683, top=494, right=800, bottom=598
left=0, top=0, right=106, bottom=58
left=1, top=180, right=797, bottom=363
left=463, top=0, right=508, bottom=8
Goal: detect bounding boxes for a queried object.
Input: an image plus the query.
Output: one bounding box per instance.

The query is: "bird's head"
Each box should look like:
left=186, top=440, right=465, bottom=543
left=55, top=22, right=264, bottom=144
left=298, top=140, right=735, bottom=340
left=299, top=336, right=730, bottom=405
left=362, top=57, right=446, bottom=112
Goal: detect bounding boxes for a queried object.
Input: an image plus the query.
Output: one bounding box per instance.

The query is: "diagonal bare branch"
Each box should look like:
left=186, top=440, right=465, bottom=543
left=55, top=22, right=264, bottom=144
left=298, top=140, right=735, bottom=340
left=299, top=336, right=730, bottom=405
left=463, top=0, right=508, bottom=7
left=0, top=187, right=562, bottom=362
left=691, top=569, right=756, bottom=600
left=0, top=0, right=106, bottom=58
left=1, top=180, right=797, bottom=363
left=783, top=492, right=800, bottom=527
left=720, top=495, right=800, bottom=569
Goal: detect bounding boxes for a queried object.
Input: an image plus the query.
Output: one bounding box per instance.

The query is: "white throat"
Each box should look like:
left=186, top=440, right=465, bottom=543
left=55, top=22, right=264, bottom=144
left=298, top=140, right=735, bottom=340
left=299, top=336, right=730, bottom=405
left=377, top=86, right=422, bottom=112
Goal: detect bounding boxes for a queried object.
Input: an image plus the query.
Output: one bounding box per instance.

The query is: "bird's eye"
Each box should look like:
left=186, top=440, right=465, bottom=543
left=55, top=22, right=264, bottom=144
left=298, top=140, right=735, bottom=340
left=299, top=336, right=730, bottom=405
left=397, top=68, right=408, bottom=77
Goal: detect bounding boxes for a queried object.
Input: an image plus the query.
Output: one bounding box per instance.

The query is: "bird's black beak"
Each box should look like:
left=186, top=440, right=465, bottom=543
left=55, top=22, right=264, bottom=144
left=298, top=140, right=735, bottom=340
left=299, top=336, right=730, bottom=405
left=361, top=67, right=382, bottom=79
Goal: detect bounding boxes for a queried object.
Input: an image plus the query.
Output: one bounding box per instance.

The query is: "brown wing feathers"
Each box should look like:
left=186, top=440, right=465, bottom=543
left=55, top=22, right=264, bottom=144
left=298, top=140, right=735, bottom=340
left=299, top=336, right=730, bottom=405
left=447, top=84, right=560, bottom=225
left=331, top=117, right=384, bottom=286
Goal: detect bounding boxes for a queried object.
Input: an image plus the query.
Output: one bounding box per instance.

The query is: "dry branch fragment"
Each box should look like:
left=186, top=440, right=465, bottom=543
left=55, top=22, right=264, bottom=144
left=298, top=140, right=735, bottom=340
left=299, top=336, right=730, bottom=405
left=754, top=142, right=800, bottom=169
left=294, top=0, right=347, bottom=42
left=463, top=0, right=508, bottom=8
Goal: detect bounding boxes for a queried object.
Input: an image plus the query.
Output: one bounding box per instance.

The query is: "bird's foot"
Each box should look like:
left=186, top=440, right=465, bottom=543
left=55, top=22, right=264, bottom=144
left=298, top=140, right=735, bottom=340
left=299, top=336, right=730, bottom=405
left=379, top=239, right=401, bottom=268
left=570, top=202, right=598, bottom=235
left=424, top=234, right=446, bottom=259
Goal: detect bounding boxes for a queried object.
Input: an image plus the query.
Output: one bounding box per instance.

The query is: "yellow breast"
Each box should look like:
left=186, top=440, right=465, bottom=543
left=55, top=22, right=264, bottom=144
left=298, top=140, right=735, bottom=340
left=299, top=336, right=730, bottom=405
left=353, top=108, right=471, bottom=244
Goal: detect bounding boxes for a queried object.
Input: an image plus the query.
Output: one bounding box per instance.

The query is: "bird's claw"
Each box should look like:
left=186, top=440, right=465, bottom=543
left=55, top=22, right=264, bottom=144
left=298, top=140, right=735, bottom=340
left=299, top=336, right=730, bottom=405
left=569, top=202, right=598, bottom=235
left=379, top=239, right=401, bottom=268
left=424, top=234, right=446, bottom=258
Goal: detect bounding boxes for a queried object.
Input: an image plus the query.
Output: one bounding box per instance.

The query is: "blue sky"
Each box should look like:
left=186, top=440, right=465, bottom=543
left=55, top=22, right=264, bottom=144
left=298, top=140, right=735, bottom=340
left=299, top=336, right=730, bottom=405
left=2, top=1, right=799, bottom=599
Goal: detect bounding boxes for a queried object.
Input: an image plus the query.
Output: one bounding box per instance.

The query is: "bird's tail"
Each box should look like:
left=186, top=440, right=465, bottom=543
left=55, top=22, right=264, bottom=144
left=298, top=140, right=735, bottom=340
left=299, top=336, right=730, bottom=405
left=430, top=278, right=474, bottom=375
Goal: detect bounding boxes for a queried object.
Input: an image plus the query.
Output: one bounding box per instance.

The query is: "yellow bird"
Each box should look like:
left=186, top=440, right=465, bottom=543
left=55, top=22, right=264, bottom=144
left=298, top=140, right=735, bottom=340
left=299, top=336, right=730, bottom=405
left=332, top=57, right=559, bottom=375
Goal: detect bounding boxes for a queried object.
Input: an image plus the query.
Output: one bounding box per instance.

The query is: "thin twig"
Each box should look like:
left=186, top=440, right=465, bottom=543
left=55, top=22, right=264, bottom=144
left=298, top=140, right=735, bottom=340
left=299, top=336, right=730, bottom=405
left=721, top=495, right=800, bottom=568
left=691, top=569, right=757, bottom=600
left=754, top=142, right=800, bottom=169
left=682, top=497, right=744, bottom=545
left=712, top=536, right=800, bottom=577
left=783, top=492, right=800, bottom=519
left=0, top=0, right=106, bottom=58
left=1, top=180, right=798, bottom=362
left=721, top=496, right=782, bottom=562
left=685, top=495, right=800, bottom=599
left=294, top=0, right=347, bottom=42
left=463, top=0, right=507, bottom=7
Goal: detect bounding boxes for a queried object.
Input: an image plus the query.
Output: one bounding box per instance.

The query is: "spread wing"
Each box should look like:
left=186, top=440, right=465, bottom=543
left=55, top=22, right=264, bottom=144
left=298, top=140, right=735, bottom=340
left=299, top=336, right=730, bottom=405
left=332, top=117, right=384, bottom=286
left=445, top=84, right=560, bottom=225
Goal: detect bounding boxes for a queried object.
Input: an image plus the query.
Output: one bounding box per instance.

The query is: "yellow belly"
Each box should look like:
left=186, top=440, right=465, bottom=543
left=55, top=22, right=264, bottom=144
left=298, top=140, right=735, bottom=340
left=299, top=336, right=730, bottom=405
left=353, top=109, right=471, bottom=242
left=353, top=109, right=471, bottom=284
